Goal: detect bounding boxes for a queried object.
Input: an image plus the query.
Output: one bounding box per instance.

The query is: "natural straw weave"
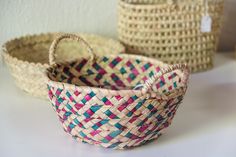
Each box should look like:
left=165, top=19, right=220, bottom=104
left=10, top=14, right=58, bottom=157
left=2, top=33, right=125, bottom=99
left=46, top=34, right=190, bottom=149
left=118, top=0, right=224, bottom=72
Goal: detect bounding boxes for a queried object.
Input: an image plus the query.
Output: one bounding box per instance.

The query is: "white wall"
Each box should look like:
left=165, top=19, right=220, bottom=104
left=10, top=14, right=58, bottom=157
left=0, top=0, right=235, bottom=52
left=0, top=0, right=118, bottom=43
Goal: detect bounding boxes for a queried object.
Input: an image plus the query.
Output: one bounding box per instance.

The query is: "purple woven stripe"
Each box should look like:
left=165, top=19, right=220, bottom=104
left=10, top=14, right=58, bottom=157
left=111, top=73, right=126, bottom=87
left=74, top=90, right=80, bottom=96
left=76, top=59, right=88, bottom=72
left=118, top=97, right=136, bottom=112
left=138, top=124, right=149, bottom=132
left=93, top=63, right=107, bottom=75
left=128, top=115, right=140, bottom=123
left=75, top=59, right=87, bottom=72
left=109, top=57, right=122, bottom=68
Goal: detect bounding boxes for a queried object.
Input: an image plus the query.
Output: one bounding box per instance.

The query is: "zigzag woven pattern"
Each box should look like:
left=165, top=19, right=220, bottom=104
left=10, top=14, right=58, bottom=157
left=46, top=34, right=190, bottom=149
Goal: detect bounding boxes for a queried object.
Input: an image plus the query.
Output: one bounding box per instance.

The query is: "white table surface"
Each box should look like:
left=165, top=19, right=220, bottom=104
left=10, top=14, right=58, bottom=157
left=1, top=53, right=236, bottom=157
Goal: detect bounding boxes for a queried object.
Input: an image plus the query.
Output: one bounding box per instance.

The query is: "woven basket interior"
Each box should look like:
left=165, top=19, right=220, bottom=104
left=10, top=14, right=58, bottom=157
left=47, top=55, right=186, bottom=93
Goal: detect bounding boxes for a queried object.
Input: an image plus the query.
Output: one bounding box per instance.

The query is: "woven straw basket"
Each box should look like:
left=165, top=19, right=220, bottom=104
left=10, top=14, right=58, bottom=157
left=46, top=34, right=190, bottom=149
left=2, top=33, right=125, bottom=99
left=118, top=0, right=224, bottom=72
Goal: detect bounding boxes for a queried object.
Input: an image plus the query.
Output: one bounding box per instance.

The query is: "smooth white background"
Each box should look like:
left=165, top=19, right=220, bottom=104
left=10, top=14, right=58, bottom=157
left=0, top=0, right=236, bottom=51
left=1, top=54, right=236, bottom=157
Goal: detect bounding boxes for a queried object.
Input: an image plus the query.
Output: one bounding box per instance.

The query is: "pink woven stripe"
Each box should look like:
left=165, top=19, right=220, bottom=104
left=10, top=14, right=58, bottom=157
left=138, top=125, right=149, bottom=132
left=85, top=94, right=92, bottom=101
left=115, top=95, right=122, bottom=100
left=69, top=96, right=75, bottom=102
left=75, top=103, right=84, bottom=110
left=104, top=100, right=113, bottom=106
left=132, top=68, right=139, bottom=75
left=156, top=67, right=161, bottom=72
left=74, top=90, right=80, bottom=96
left=105, top=135, right=113, bottom=141
left=90, top=130, right=102, bottom=136
left=86, top=109, right=94, bottom=116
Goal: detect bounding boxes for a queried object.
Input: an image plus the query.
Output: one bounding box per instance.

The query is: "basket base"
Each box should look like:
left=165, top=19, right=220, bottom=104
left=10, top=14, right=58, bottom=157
left=72, top=131, right=163, bottom=149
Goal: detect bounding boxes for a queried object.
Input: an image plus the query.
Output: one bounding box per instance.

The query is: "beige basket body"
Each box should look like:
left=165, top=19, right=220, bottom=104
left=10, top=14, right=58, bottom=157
left=2, top=33, right=125, bottom=99
left=118, top=0, right=224, bottom=72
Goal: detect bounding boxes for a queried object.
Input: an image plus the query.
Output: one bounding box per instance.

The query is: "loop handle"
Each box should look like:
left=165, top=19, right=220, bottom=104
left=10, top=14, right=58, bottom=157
left=49, top=33, right=95, bottom=65
left=142, top=63, right=189, bottom=94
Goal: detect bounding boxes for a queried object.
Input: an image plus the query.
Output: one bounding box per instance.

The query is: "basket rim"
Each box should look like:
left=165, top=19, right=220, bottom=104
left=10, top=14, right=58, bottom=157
left=118, top=0, right=224, bottom=8
left=45, top=54, right=189, bottom=98
left=1, top=32, right=125, bottom=69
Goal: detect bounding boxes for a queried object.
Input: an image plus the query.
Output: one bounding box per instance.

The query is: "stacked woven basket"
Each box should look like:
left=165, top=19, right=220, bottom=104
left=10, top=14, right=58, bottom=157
left=2, top=33, right=125, bottom=98
left=1, top=0, right=225, bottom=150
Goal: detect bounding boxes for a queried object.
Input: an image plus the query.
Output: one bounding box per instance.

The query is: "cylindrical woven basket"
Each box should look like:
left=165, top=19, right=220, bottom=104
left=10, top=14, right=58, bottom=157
left=2, top=33, right=125, bottom=99
left=118, top=0, right=224, bottom=72
left=45, top=34, right=190, bottom=149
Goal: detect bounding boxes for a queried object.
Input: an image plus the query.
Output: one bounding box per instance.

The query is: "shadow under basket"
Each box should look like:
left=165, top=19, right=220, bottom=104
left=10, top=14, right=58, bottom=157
left=46, top=34, right=190, bottom=149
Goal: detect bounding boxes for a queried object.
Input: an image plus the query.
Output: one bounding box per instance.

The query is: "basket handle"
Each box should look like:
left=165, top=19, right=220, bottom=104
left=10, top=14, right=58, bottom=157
left=141, top=64, right=189, bottom=98
left=49, top=33, right=95, bottom=65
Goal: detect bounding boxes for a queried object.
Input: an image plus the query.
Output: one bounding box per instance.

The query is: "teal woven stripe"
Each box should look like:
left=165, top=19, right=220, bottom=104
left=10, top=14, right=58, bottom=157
left=92, top=119, right=109, bottom=130
left=120, top=67, right=127, bottom=74
left=69, top=123, right=75, bottom=129
left=149, top=71, right=154, bottom=77
left=102, top=56, right=109, bottom=62
left=135, top=59, right=141, bottom=64
left=65, top=112, right=72, bottom=117
left=58, top=97, right=64, bottom=104
left=87, top=69, right=94, bottom=75
left=147, top=104, right=154, bottom=110
left=102, top=97, right=108, bottom=103
left=79, top=131, right=87, bottom=138
left=93, top=62, right=103, bottom=71
left=143, top=63, right=151, bottom=70
left=90, top=105, right=102, bottom=113
left=66, top=91, right=71, bottom=99
left=160, top=80, right=165, bottom=87
left=66, top=104, right=72, bottom=110
left=128, top=73, right=136, bottom=80
left=110, top=130, right=122, bottom=138
left=89, top=91, right=96, bottom=97
left=127, top=99, right=146, bottom=117
left=114, top=123, right=125, bottom=130
left=173, top=82, right=177, bottom=88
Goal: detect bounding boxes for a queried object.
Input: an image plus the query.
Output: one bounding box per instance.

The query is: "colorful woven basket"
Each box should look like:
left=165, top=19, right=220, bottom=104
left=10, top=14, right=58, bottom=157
left=45, top=34, right=190, bottom=149
left=118, top=0, right=224, bottom=72
left=2, top=33, right=125, bottom=99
